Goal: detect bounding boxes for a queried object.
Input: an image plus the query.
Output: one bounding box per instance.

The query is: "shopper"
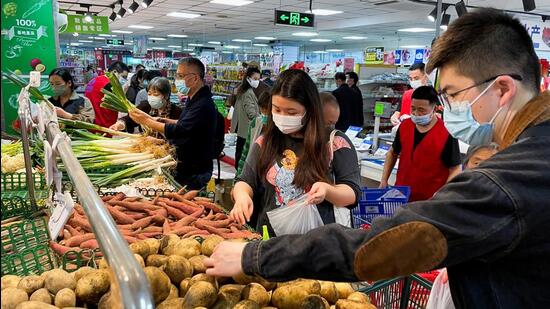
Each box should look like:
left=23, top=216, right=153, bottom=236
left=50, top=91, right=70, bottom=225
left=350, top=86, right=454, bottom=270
left=346, top=71, right=364, bottom=127
left=229, top=69, right=361, bottom=235
left=83, top=65, right=96, bottom=85
left=128, top=58, right=216, bottom=190
left=204, top=9, right=550, bottom=309
left=262, top=70, right=275, bottom=88
left=48, top=68, right=95, bottom=123
left=85, top=61, right=129, bottom=128
left=134, top=70, right=163, bottom=107
left=346, top=71, right=361, bottom=96
left=380, top=86, right=461, bottom=202
left=320, top=92, right=340, bottom=130
left=136, top=64, right=145, bottom=72
left=231, top=67, right=261, bottom=167
left=332, top=72, right=355, bottom=130
left=463, top=143, right=498, bottom=170
left=125, top=68, right=146, bottom=104
left=391, top=63, right=429, bottom=126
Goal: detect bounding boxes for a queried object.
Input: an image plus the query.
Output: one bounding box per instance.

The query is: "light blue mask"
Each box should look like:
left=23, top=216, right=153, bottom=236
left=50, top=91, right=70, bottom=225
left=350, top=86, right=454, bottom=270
left=411, top=112, right=433, bottom=126
left=175, top=80, right=189, bottom=95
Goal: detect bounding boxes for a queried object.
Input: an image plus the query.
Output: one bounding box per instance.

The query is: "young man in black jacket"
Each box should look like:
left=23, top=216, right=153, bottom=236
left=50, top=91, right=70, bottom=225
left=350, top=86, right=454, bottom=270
left=346, top=71, right=364, bottom=127
left=332, top=72, right=356, bottom=130
left=204, top=9, right=550, bottom=309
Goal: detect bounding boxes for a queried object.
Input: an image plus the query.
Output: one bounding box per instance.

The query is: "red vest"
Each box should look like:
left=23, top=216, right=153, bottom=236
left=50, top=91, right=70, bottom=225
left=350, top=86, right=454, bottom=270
left=400, top=89, right=414, bottom=116
left=84, top=75, right=118, bottom=128
left=395, top=118, right=449, bottom=202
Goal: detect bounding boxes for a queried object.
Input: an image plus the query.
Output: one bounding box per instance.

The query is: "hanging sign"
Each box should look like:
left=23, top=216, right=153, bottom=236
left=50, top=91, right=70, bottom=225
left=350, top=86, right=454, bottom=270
left=523, top=20, right=550, bottom=51
left=106, top=38, right=124, bottom=46
left=365, top=47, right=384, bottom=64
left=275, top=10, right=315, bottom=28
left=61, top=14, right=109, bottom=34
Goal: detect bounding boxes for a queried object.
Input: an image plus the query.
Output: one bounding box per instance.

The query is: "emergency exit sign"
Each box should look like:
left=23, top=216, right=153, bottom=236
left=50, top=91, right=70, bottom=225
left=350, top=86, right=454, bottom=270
left=275, top=10, right=315, bottom=28
left=106, top=39, right=124, bottom=46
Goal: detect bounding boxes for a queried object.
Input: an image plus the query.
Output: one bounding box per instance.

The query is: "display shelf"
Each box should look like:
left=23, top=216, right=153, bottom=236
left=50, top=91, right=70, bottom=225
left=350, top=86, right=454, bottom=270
left=359, top=80, right=408, bottom=85
left=212, top=91, right=231, bottom=96
left=363, top=94, right=402, bottom=99
left=214, top=78, right=242, bottom=83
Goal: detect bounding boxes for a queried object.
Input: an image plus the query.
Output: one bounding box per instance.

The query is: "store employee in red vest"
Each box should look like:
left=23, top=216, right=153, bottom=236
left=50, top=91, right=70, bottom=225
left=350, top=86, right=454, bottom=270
left=391, top=63, right=430, bottom=126
left=380, top=86, right=461, bottom=202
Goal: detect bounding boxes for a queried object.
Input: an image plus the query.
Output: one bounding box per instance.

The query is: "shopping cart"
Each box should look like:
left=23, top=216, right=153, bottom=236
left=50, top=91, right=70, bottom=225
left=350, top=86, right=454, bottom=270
left=352, top=186, right=410, bottom=228
left=360, top=275, right=432, bottom=309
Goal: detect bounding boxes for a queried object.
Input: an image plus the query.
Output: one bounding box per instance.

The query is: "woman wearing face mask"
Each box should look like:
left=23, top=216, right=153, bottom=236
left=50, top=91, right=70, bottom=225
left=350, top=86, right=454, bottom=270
left=48, top=68, right=95, bottom=123
left=230, top=67, right=262, bottom=166
left=230, top=69, right=361, bottom=236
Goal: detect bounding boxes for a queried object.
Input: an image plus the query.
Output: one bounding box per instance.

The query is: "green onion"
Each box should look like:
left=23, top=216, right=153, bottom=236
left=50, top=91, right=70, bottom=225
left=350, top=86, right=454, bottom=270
left=59, top=118, right=137, bottom=138
left=99, top=72, right=136, bottom=113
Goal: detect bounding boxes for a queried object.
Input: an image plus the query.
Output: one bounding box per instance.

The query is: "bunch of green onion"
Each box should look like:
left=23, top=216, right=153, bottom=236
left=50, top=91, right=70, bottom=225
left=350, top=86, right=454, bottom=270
left=59, top=118, right=137, bottom=138
left=100, top=72, right=136, bottom=113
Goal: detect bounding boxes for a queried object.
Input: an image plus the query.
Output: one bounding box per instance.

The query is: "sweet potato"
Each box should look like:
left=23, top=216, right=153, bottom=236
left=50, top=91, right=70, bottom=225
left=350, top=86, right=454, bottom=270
left=171, top=226, right=199, bottom=236
left=80, top=239, right=100, bottom=250
left=158, top=202, right=186, bottom=219
left=131, top=216, right=153, bottom=230
left=68, top=217, right=92, bottom=232
left=171, top=216, right=197, bottom=229
left=183, top=230, right=210, bottom=238
left=108, top=200, right=159, bottom=212
left=64, top=225, right=81, bottom=237
left=183, top=281, right=217, bottom=309
left=194, top=200, right=224, bottom=213
left=107, top=206, right=135, bottom=224
left=1, top=287, right=28, bottom=309
left=65, top=233, right=95, bottom=247
left=196, top=218, right=233, bottom=229
left=182, top=190, right=199, bottom=200
left=163, top=219, right=172, bottom=234
left=159, top=198, right=199, bottom=215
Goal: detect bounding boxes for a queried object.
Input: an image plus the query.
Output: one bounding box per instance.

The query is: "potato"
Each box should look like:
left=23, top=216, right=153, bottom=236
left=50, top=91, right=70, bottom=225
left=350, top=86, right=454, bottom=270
left=211, top=290, right=241, bottom=309
left=144, top=267, right=171, bottom=304
left=73, top=266, right=96, bottom=282
left=335, top=299, right=376, bottom=309
left=98, top=291, right=113, bottom=309
left=320, top=281, right=339, bottom=304
left=44, top=269, right=76, bottom=295
left=146, top=254, right=169, bottom=267
left=219, top=284, right=245, bottom=298
left=166, top=284, right=179, bottom=300
left=271, top=280, right=321, bottom=309
left=1, top=287, right=28, bottom=309
left=189, top=273, right=217, bottom=289
left=200, top=235, right=224, bottom=256
left=334, top=283, right=354, bottom=299
left=347, top=292, right=370, bottom=304
left=262, top=307, right=278, bottom=309
left=134, top=254, right=145, bottom=268
left=55, top=288, right=76, bottom=308
left=301, top=295, right=330, bottom=309
left=14, top=301, right=57, bottom=309
left=129, top=241, right=152, bottom=259
left=234, top=300, right=261, bottom=309
left=29, top=288, right=52, bottom=304
left=164, top=238, right=201, bottom=259
left=75, top=270, right=110, bottom=303
left=98, top=259, right=109, bottom=270
left=160, top=234, right=180, bottom=252
left=1, top=275, right=21, bottom=290
left=233, top=273, right=276, bottom=291
left=164, top=255, right=193, bottom=284
left=179, top=279, right=191, bottom=298
left=143, top=238, right=161, bottom=255
left=242, top=283, right=269, bottom=307
left=157, top=297, right=185, bottom=309
left=182, top=281, right=217, bottom=308
left=189, top=255, right=207, bottom=274
left=17, top=276, right=44, bottom=295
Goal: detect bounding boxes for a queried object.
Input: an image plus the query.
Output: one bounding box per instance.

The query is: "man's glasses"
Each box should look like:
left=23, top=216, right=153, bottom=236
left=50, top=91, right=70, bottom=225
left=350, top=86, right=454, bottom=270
left=175, top=72, right=198, bottom=79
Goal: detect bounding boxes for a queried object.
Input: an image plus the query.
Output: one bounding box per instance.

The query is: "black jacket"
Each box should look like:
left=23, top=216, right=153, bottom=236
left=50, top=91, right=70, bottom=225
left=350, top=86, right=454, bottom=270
left=350, top=85, right=364, bottom=127
left=332, top=84, right=356, bottom=131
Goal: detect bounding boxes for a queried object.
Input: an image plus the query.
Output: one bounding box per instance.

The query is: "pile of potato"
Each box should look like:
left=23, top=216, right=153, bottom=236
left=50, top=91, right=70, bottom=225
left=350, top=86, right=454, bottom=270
left=1, top=234, right=375, bottom=309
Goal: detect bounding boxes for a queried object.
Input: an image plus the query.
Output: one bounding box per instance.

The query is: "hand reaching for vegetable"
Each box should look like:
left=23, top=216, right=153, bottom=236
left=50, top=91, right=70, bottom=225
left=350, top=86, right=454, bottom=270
left=128, top=108, right=151, bottom=124
left=55, top=107, right=73, bottom=120
left=204, top=241, right=247, bottom=277
left=307, top=182, right=328, bottom=205
left=109, top=121, right=125, bottom=131
left=230, top=195, right=254, bottom=225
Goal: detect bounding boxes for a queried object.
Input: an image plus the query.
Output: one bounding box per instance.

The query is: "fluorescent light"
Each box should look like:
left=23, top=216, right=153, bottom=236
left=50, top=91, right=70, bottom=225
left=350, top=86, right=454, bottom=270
left=153, top=47, right=166, bottom=50
left=141, top=0, right=153, bottom=8
left=398, top=27, right=435, bottom=32
left=310, top=38, right=331, bottom=42
left=253, top=43, right=268, bottom=46
left=400, top=45, right=425, bottom=49
left=87, top=36, right=94, bottom=39
left=99, top=34, right=114, bottom=37
left=167, top=12, right=201, bottom=18
left=210, top=0, right=253, bottom=6
left=168, top=45, right=181, bottom=48
left=343, top=36, right=366, bottom=40
left=112, top=30, right=133, bottom=34
left=149, top=37, right=166, bottom=40
left=292, top=32, right=318, bottom=37
left=183, top=48, right=194, bottom=51
left=208, top=41, right=221, bottom=44
left=78, top=40, right=93, bottom=43
left=190, top=52, right=196, bottom=55
left=232, top=39, right=251, bottom=42
left=224, top=45, right=240, bottom=49
left=313, top=50, right=327, bottom=54
left=188, top=43, right=203, bottom=46
left=124, top=43, right=133, bottom=45
left=222, top=51, right=232, bottom=54
left=306, top=9, right=342, bottom=16
left=70, top=43, right=81, bottom=46
left=167, top=34, right=188, bottom=38
left=93, top=37, right=104, bottom=40
left=255, top=36, right=276, bottom=40
left=326, top=49, right=343, bottom=52
left=72, top=32, right=79, bottom=37
left=128, top=25, right=154, bottom=29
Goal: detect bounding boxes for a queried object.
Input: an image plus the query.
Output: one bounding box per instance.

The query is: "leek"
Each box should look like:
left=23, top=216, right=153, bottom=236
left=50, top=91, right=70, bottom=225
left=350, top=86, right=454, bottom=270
left=100, top=72, right=136, bottom=113
left=95, top=156, right=176, bottom=186
left=58, top=118, right=137, bottom=138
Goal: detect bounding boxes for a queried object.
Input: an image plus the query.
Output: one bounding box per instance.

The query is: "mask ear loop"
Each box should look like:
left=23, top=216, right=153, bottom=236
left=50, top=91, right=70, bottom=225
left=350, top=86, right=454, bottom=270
left=468, top=79, right=497, bottom=107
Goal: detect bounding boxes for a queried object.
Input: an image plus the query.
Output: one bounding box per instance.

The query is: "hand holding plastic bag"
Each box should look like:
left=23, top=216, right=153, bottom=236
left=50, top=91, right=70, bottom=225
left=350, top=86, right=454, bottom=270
left=426, top=269, right=455, bottom=309
left=267, top=194, right=324, bottom=236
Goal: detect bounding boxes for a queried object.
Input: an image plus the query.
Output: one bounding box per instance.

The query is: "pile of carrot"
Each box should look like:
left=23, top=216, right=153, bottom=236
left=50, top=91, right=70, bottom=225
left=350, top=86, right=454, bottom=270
left=49, top=190, right=260, bottom=257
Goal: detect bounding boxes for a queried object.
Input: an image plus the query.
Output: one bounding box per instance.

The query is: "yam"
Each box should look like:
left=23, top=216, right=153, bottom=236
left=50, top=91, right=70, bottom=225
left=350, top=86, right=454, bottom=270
left=301, top=295, right=330, bottom=309
left=1, top=275, right=21, bottom=290
left=319, top=281, right=339, bottom=304
left=129, top=241, right=152, bottom=259
left=233, top=273, right=276, bottom=291
left=179, top=279, right=191, bottom=298
left=13, top=301, right=57, bottom=309
left=1, top=287, right=28, bottom=309
left=75, top=270, right=110, bottom=303
left=55, top=288, right=76, bottom=308
left=166, top=284, right=179, bottom=300
left=189, top=273, right=217, bottom=289
left=146, top=254, right=169, bottom=267
left=347, top=292, right=370, bottom=304
left=233, top=300, right=261, bottom=309
left=271, top=280, right=321, bottom=309
left=189, top=255, right=207, bottom=274
left=242, top=283, right=269, bottom=307
left=143, top=266, right=171, bottom=304
left=73, top=266, right=96, bottom=282
left=44, top=269, right=76, bottom=294
left=164, top=255, right=194, bottom=284
left=157, top=297, right=185, bottom=309
left=17, top=276, right=44, bottom=295
left=182, top=281, right=217, bottom=309
left=200, top=235, right=224, bottom=256
left=335, top=299, right=376, bottom=309
left=164, top=238, right=201, bottom=259
left=29, top=288, right=52, bottom=304
left=334, top=283, right=355, bottom=299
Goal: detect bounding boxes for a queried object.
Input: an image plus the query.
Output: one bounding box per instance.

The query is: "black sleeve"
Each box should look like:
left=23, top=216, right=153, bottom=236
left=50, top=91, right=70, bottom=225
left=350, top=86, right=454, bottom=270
left=331, top=132, right=362, bottom=208
left=392, top=127, right=402, bottom=155
left=123, top=101, right=151, bottom=133
left=441, top=135, right=461, bottom=168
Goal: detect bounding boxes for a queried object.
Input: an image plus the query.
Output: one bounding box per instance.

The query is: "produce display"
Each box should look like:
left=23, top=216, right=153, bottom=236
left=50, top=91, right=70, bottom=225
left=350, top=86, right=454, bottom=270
left=1, top=141, right=24, bottom=173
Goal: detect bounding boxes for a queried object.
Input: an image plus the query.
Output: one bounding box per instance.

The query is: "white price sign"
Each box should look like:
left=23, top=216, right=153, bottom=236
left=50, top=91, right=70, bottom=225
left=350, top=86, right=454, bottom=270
left=344, top=126, right=362, bottom=139
left=374, top=144, right=391, bottom=157
left=48, top=192, right=75, bottom=240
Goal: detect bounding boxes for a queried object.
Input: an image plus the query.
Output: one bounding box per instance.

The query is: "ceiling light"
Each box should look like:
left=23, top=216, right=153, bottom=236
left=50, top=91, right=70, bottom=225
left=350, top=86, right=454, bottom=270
left=313, top=50, right=327, bottom=54
left=210, top=0, right=253, bottom=6
left=73, top=32, right=79, bottom=37
left=253, top=43, right=268, bottom=46
left=149, top=37, right=166, bottom=40
left=255, top=36, right=276, bottom=40
left=167, top=45, right=180, bottom=48
left=167, top=12, right=201, bottom=18
left=440, top=14, right=451, bottom=30
left=306, top=9, right=343, bottom=16
left=153, top=47, right=166, bottom=50
left=224, top=45, right=240, bottom=49
left=326, top=49, right=343, bottom=52
left=117, top=7, right=126, bottom=19
left=190, top=52, right=196, bottom=55
left=167, top=34, right=188, bottom=38
left=292, top=32, right=318, bottom=37
left=310, top=38, right=331, bottom=42
left=222, top=51, right=232, bottom=54
left=343, top=36, right=366, bottom=40
left=88, top=36, right=94, bottom=39
left=455, top=0, right=467, bottom=17
left=129, top=25, right=154, bottom=29
left=84, top=13, right=93, bottom=23
left=124, top=42, right=133, bottom=45
left=188, top=43, right=203, bottom=46
left=128, top=1, right=139, bottom=13
left=398, top=27, right=435, bottom=32
left=79, top=40, right=93, bottom=43
left=183, top=48, right=194, bottom=51
left=109, top=7, right=117, bottom=21
left=427, top=7, right=437, bottom=22
left=70, top=43, right=81, bottom=46
left=141, top=0, right=153, bottom=8
left=523, top=0, right=536, bottom=12
left=208, top=41, right=221, bottom=44
left=99, top=34, right=113, bottom=37
left=232, top=39, right=251, bottom=42
left=112, top=30, right=133, bottom=34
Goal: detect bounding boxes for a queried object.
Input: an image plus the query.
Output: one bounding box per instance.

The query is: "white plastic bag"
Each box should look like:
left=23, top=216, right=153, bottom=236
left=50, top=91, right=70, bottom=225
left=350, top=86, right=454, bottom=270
left=267, top=194, right=324, bottom=236
left=426, top=269, right=455, bottom=309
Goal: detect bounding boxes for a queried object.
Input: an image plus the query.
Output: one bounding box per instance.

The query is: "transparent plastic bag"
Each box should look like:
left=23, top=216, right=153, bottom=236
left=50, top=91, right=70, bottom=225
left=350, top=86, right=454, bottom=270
left=267, top=194, right=324, bottom=236
left=426, top=269, right=455, bottom=309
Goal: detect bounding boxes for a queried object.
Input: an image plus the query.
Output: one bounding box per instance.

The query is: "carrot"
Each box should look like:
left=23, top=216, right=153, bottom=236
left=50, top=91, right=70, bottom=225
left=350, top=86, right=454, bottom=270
left=158, top=202, right=186, bottom=220
left=106, top=206, right=135, bottom=224
left=81, top=239, right=100, bottom=249
left=163, top=219, right=172, bottom=234
left=194, top=197, right=214, bottom=202
left=65, top=233, right=96, bottom=247
left=159, top=198, right=200, bottom=215
left=194, top=200, right=224, bottom=213
left=196, top=218, right=233, bottom=229
left=182, top=190, right=200, bottom=200
left=101, top=195, right=114, bottom=202
left=131, top=216, right=153, bottom=230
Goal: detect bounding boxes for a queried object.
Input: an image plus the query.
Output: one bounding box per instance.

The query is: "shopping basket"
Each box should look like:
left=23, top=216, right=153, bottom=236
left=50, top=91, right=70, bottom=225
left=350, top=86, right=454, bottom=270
left=360, top=274, right=432, bottom=309
left=352, top=186, right=410, bottom=228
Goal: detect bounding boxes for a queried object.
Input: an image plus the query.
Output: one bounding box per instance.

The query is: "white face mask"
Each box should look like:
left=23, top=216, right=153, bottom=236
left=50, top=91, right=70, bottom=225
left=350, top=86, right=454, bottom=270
left=247, top=78, right=260, bottom=89
left=148, top=95, right=164, bottom=109
left=272, top=112, right=305, bottom=134
left=410, top=79, right=424, bottom=90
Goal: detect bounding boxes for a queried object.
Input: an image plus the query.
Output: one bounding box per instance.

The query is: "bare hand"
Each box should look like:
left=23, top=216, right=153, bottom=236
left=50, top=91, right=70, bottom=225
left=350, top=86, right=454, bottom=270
left=307, top=182, right=328, bottom=205
left=379, top=180, right=388, bottom=189
left=55, top=107, right=72, bottom=119
left=109, top=121, right=125, bottom=131
left=441, top=268, right=449, bottom=284
left=390, top=112, right=401, bottom=126
left=230, top=195, right=254, bottom=225
left=204, top=241, right=247, bottom=277
left=128, top=108, right=150, bottom=124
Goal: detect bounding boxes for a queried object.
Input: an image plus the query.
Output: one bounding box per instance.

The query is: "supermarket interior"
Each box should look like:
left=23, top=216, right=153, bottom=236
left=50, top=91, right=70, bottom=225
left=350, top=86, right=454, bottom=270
left=1, top=0, right=550, bottom=308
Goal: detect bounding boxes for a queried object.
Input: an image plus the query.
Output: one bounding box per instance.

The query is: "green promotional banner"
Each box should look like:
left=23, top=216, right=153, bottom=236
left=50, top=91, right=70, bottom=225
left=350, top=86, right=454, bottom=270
left=1, top=0, right=58, bottom=134
left=61, top=14, right=109, bottom=35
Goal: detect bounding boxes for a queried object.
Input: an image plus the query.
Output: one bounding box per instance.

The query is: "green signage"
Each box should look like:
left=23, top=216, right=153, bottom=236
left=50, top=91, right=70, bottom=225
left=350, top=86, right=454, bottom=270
left=1, top=0, right=58, bottom=134
left=275, top=10, right=314, bottom=28
left=374, top=102, right=385, bottom=117
left=106, top=39, right=124, bottom=46
left=62, top=14, right=109, bottom=34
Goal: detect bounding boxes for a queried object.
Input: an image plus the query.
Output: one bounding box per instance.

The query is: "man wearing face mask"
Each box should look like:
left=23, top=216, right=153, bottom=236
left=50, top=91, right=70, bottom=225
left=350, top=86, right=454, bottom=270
left=129, top=58, right=217, bottom=190
left=203, top=9, right=550, bottom=309
left=380, top=86, right=461, bottom=202
left=391, top=63, right=429, bottom=126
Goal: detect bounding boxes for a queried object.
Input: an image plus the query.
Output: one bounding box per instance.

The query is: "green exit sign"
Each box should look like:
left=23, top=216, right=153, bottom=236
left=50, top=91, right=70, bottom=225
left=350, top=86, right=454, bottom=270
left=275, top=10, right=315, bottom=28
left=106, top=39, right=124, bottom=46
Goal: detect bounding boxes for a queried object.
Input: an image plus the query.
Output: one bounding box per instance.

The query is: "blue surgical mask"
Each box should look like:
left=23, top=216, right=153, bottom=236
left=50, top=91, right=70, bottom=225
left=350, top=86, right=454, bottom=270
left=443, top=80, right=502, bottom=146
left=143, top=80, right=149, bottom=88
left=411, top=112, right=433, bottom=126
left=175, top=80, right=189, bottom=95
left=52, top=84, right=68, bottom=97
left=148, top=95, right=164, bottom=109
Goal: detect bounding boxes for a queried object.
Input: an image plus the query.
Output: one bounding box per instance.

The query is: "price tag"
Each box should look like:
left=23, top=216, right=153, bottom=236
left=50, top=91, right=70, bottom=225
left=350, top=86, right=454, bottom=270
left=48, top=192, right=75, bottom=240
left=358, top=139, right=373, bottom=151
left=29, top=71, right=41, bottom=87
left=344, top=126, right=362, bottom=139
left=374, top=144, right=391, bottom=157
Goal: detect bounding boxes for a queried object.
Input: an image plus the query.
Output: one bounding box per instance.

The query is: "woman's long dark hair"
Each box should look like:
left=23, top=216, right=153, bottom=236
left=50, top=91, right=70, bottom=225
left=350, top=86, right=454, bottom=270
left=257, top=69, right=329, bottom=190
left=49, top=68, right=76, bottom=91
left=237, top=67, right=261, bottom=96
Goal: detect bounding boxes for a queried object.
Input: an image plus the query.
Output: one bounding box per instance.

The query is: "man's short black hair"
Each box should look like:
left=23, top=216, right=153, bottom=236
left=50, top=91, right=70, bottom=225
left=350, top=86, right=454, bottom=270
left=409, top=62, right=425, bottom=73
left=143, top=70, right=162, bottom=82
left=136, top=64, right=145, bottom=70
left=334, top=72, right=346, bottom=82
left=178, top=57, right=205, bottom=79
left=412, top=86, right=439, bottom=105
left=346, top=72, right=359, bottom=84
left=107, top=61, right=129, bottom=73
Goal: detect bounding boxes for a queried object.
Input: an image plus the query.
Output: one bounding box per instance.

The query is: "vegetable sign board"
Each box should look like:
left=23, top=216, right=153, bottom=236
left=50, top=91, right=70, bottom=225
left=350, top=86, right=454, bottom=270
left=61, top=14, right=109, bottom=35
left=365, top=47, right=384, bottom=64
left=1, top=0, right=58, bottom=135
left=275, top=10, right=315, bottom=28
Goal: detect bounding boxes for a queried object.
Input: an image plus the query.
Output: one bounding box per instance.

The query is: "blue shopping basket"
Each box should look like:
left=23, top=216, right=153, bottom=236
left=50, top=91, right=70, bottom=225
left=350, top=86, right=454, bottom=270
left=352, top=186, right=410, bottom=228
